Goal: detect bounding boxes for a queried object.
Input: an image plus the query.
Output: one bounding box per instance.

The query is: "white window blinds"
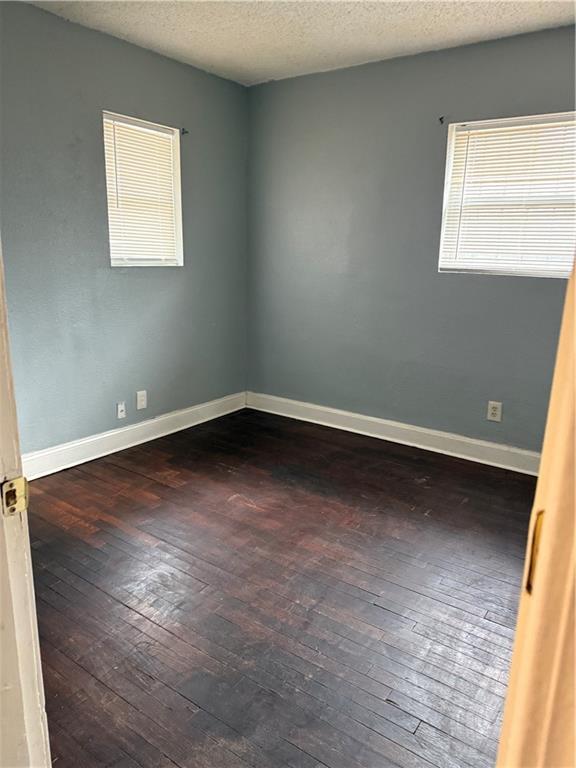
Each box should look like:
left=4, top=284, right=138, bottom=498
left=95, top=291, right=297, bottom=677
left=438, top=112, right=576, bottom=278
left=103, top=111, right=183, bottom=267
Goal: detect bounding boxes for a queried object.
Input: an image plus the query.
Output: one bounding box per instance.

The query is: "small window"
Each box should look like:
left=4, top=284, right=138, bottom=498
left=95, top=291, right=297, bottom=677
left=103, top=111, right=183, bottom=267
left=439, top=112, right=576, bottom=278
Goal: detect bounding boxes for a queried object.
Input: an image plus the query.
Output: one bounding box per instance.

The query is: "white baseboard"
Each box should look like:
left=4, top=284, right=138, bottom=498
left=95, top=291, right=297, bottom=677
left=246, top=392, right=540, bottom=476
left=22, top=389, right=540, bottom=480
left=22, top=392, right=246, bottom=480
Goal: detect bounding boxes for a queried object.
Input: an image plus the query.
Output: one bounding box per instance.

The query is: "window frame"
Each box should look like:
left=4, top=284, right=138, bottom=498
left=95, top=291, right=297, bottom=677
left=103, top=110, right=184, bottom=268
left=438, top=111, right=576, bottom=279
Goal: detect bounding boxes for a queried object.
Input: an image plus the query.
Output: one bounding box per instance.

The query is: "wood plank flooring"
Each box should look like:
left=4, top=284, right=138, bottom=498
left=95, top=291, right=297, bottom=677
left=28, top=409, right=535, bottom=768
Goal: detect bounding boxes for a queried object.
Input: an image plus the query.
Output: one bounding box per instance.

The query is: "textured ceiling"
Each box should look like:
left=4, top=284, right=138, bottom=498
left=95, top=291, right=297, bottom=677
left=34, top=1, right=575, bottom=86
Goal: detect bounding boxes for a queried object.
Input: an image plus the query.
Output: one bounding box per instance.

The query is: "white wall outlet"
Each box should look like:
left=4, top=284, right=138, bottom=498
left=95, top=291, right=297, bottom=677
left=487, top=400, right=502, bottom=422
left=116, top=401, right=127, bottom=419
left=136, top=390, right=147, bottom=410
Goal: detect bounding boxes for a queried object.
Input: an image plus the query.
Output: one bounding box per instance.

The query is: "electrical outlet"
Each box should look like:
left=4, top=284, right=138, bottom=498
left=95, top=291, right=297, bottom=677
left=136, top=390, right=147, bottom=410
left=487, top=400, right=502, bottom=422
left=117, top=401, right=126, bottom=419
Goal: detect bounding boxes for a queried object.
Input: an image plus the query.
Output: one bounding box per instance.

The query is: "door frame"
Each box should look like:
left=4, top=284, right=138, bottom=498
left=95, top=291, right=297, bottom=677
left=497, top=272, right=575, bottom=766
left=0, top=236, right=50, bottom=767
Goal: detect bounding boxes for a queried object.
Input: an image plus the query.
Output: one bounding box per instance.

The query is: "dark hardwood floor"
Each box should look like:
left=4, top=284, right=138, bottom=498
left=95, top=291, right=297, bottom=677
left=29, top=409, right=535, bottom=768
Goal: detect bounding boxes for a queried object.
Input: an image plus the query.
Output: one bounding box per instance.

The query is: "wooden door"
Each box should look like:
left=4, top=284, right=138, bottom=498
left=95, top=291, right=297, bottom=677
left=497, top=272, right=575, bottom=767
left=0, top=238, right=50, bottom=767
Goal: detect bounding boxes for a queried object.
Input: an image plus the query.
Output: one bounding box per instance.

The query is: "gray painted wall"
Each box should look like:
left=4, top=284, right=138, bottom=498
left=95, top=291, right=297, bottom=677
left=1, top=5, right=572, bottom=456
left=0, top=3, right=249, bottom=452
left=248, top=27, right=574, bottom=451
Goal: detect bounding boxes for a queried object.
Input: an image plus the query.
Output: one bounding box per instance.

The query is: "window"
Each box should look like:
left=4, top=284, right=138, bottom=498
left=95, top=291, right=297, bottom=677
left=103, top=111, right=183, bottom=267
left=438, top=112, right=576, bottom=278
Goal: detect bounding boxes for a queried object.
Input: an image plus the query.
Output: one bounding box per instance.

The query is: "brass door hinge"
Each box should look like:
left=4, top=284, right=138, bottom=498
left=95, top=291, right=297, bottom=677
left=526, top=509, right=544, bottom=594
left=1, top=476, right=28, bottom=517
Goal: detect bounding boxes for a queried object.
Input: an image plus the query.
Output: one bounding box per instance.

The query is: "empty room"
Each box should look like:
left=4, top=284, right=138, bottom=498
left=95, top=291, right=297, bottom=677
left=0, top=2, right=574, bottom=767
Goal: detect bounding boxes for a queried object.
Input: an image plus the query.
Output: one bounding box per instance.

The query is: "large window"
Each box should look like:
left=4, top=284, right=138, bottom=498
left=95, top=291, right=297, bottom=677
left=103, top=111, right=183, bottom=267
left=438, top=112, right=575, bottom=278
